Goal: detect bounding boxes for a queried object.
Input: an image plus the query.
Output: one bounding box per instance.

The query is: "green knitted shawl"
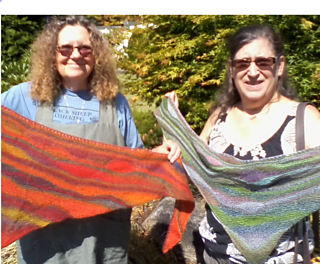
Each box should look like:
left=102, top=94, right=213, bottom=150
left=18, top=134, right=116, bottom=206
left=154, top=97, right=320, bottom=264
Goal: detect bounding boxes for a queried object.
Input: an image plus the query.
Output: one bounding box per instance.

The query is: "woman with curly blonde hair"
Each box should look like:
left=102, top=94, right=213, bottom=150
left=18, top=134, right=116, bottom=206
left=2, top=15, right=180, bottom=264
left=29, top=15, right=119, bottom=104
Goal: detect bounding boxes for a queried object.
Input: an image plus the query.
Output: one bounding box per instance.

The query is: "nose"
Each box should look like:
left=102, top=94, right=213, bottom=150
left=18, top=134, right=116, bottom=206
left=70, top=47, right=82, bottom=58
left=247, top=61, right=259, bottom=77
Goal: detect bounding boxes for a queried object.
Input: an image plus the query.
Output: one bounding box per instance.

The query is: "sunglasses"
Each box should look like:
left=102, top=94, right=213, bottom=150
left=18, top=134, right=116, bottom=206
left=57, top=44, right=93, bottom=57
left=232, top=57, right=277, bottom=70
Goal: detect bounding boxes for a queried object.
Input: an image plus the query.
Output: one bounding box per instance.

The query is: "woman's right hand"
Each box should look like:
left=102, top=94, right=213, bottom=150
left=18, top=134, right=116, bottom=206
left=165, top=91, right=179, bottom=108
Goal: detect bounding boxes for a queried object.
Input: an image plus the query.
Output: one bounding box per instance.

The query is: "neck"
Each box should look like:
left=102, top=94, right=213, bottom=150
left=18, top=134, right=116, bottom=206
left=239, top=93, right=281, bottom=116
left=62, top=79, right=89, bottom=92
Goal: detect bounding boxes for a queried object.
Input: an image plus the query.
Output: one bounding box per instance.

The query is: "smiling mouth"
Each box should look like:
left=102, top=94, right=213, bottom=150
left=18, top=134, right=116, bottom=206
left=67, top=64, right=86, bottom=67
left=245, top=81, right=264, bottom=88
left=245, top=80, right=263, bottom=85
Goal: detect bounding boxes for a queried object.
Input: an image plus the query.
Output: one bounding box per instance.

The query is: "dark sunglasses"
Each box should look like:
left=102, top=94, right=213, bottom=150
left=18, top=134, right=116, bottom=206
left=232, top=57, right=277, bottom=69
left=57, top=44, right=93, bottom=57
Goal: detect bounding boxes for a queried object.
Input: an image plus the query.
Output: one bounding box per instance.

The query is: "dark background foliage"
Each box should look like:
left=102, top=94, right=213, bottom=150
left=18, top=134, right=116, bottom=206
left=2, top=15, right=320, bottom=134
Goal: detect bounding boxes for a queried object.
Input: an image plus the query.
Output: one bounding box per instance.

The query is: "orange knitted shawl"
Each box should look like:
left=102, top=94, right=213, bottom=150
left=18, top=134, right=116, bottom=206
left=1, top=105, right=195, bottom=252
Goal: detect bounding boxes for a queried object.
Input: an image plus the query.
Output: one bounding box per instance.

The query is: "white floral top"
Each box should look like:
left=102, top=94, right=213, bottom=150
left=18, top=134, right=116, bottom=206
left=200, top=102, right=314, bottom=264
left=207, top=104, right=298, bottom=160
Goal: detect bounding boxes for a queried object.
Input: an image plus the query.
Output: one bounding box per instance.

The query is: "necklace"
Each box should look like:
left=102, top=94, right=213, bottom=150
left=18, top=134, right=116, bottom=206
left=63, top=95, right=86, bottom=124
left=241, top=105, right=271, bottom=120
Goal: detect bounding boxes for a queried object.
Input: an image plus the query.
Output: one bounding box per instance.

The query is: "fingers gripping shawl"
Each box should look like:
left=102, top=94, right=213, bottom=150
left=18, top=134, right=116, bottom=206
left=154, top=97, right=320, bottom=264
left=1, top=105, right=195, bottom=252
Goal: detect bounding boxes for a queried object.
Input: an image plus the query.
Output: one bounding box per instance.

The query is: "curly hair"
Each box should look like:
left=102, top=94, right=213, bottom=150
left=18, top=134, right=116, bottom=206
left=216, top=24, right=297, bottom=118
left=29, top=15, right=119, bottom=105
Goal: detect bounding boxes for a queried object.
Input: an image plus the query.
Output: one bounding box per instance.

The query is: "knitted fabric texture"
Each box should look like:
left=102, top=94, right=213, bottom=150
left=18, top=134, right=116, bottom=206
left=154, top=97, right=320, bottom=264
left=1, top=105, right=195, bottom=252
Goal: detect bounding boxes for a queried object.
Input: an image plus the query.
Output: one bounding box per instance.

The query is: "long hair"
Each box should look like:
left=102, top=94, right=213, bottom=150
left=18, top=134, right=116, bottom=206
left=216, top=24, right=297, bottom=118
left=29, top=15, right=119, bottom=105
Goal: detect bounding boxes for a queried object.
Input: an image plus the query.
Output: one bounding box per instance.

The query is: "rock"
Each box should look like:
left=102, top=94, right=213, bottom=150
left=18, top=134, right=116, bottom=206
left=142, top=197, right=206, bottom=263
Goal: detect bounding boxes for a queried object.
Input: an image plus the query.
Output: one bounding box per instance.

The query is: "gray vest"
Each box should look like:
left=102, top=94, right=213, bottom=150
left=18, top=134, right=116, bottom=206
left=17, top=101, right=131, bottom=264
left=35, top=100, right=125, bottom=145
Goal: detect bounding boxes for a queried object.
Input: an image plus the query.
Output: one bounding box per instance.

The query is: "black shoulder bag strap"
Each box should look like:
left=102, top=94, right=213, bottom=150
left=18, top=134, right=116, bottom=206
left=295, top=102, right=308, bottom=151
left=294, top=102, right=313, bottom=264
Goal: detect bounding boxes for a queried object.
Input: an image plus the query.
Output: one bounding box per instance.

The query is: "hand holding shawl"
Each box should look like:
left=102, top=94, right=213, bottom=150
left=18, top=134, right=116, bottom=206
left=1, top=105, right=195, bottom=252
left=154, top=97, right=320, bottom=264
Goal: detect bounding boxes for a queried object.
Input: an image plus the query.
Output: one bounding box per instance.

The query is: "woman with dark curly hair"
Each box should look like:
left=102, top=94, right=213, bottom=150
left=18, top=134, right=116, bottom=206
left=166, top=24, right=320, bottom=264
left=2, top=15, right=180, bottom=264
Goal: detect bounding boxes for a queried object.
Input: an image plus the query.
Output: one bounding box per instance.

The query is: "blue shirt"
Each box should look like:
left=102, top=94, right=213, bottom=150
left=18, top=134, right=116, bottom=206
left=1, top=82, right=144, bottom=149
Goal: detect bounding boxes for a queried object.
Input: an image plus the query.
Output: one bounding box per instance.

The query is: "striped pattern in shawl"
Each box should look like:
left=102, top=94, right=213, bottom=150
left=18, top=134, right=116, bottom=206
left=154, top=97, right=320, bottom=264
left=1, top=105, right=195, bottom=252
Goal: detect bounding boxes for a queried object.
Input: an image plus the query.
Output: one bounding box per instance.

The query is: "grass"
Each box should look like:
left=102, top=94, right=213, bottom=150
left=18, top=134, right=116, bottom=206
left=122, top=88, right=156, bottom=113
left=129, top=204, right=187, bottom=264
left=1, top=242, right=17, bottom=264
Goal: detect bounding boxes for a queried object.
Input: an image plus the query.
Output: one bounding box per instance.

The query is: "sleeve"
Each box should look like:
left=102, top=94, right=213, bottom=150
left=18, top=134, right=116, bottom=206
left=115, top=92, right=145, bottom=149
left=1, top=82, right=38, bottom=120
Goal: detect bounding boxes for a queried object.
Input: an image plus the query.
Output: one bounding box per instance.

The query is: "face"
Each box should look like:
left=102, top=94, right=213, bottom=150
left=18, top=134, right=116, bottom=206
left=56, top=25, right=95, bottom=89
left=230, top=38, right=284, bottom=107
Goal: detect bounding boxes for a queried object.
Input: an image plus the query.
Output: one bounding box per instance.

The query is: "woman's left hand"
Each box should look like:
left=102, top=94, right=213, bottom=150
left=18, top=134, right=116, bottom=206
left=152, top=140, right=181, bottom=163
left=165, top=91, right=179, bottom=108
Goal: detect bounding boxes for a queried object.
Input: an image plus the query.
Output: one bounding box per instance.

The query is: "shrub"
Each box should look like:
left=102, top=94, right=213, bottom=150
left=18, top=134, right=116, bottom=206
left=119, top=15, right=320, bottom=132
left=1, top=15, right=44, bottom=64
left=131, top=109, right=163, bottom=149
left=1, top=51, right=31, bottom=93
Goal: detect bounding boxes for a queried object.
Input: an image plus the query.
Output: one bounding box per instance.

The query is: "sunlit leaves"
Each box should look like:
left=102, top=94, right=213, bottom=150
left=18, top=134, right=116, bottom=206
left=117, top=15, right=320, bottom=133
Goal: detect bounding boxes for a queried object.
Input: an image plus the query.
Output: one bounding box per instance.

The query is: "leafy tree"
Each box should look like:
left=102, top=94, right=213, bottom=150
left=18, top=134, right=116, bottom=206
left=86, top=15, right=142, bottom=61
left=86, top=15, right=142, bottom=26
left=1, top=15, right=45, bottom=63
left=280, top=16, right=320, bottom=107
left=1, top=15, right=45, bottom=93
left=119, top=15, right=320, bottom=133
left=1, top=50, right=31, bottom=93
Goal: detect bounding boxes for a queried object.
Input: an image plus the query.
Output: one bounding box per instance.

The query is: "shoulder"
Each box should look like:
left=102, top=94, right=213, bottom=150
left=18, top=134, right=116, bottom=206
left=305, top=103, right=320, bottom=117
left=2, top=82, right=31, bottom=97
left=114, top=92, right=134, bottom=124
left=304, top=103, right=320, bottom=148
left=115, top=92, right=130, bottom=106
left=276, top=96, right=299, bottom=114
left=1, top=82, right=37, bottom=119
left=200, top=107, right=221, bottom=143
left=114, top=92, right=144, bottom=149
left=115, top=92, right=132, bottom=118
left=207, top=107, right=222, bottom=125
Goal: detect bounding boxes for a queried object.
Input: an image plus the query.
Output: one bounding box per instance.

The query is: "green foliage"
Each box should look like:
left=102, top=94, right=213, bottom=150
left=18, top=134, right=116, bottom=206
left=2, top=15, right=319, bottom=134
left=1, top=15, right=45, bottom=93
left=104, top=26, right=133, bottom=61
left=1, top=15, right=44, bottom=64
left=117, top=15, right=320, bottom=133
left=280, top=16, right=320, bottom=106
left=86, top=16, right=142, bottom=63
left=86, top=15, right=142, bottom=27
left=1, top=51, right=31, bottom=93
left=132, top=110, right=163, bottom=149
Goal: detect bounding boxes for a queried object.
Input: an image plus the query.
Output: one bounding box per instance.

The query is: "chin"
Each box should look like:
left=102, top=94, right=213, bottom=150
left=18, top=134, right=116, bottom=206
left=66, top=71, right=89, bottom=78
left=243, top=91, right=264, bottom=100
